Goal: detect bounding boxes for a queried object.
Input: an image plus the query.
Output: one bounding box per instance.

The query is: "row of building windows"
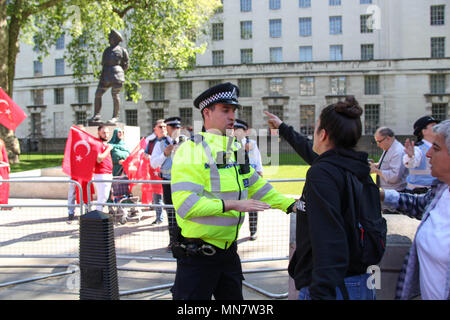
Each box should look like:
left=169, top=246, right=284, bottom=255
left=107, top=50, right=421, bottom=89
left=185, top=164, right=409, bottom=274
left=33, top=57, right=90, bottom=77
left=30, top=86, right=89, bottom=106
left=33, top=32, right=88, bottom=53
left=238, top=0, right=374, bottom=12
left=237, top=0, right=445, bottom=28
left=33, top=59, right=65, bottom=76
left=29, top=74, right=448, bottom=107
left=210, top=37, right=446, bottom=65
left=216, top=11, right=446, bottom=39
left=33, top=4, right=446, bottom=54
left=213, top=14, right=379, bottom=41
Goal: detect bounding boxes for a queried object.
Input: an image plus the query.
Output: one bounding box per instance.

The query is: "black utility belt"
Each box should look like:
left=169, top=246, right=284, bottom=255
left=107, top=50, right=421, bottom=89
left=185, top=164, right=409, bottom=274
left=172, top=241, right=217, bottom=258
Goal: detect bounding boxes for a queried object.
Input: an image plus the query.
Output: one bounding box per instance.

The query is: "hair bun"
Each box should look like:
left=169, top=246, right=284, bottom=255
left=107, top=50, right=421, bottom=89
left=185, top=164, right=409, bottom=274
left=334, top=95, right=362, bottom=119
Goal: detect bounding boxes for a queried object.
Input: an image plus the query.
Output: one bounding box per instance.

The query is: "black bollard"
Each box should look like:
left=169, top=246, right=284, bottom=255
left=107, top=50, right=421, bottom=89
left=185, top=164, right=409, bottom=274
left=79, top=210, right=119, bottom=300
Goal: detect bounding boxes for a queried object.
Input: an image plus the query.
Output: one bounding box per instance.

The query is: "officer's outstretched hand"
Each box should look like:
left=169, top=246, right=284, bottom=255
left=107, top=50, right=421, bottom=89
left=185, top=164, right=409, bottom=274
left=224, top=199, right=271, bottom=212
left=264, top=111, right=282, bottom=129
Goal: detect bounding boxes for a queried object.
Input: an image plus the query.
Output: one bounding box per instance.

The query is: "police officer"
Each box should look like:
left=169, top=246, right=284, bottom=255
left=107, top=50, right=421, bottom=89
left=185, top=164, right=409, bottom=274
left=150, top=116, right=183, bottom=250
left=170, top=82, right=296, bottom=300
left=403, top=116, right=439, bottom=193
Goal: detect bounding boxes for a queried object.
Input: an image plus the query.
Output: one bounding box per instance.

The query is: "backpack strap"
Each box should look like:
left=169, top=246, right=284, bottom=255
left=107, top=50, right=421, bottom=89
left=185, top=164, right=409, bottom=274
left=347, top=171, right=363, bottom=222
left=338, top=282, right=350, bottom=300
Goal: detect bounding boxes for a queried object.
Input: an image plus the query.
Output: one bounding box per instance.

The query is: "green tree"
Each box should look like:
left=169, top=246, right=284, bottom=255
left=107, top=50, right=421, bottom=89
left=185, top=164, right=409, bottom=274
left=0, top=0, right=221, bottom=163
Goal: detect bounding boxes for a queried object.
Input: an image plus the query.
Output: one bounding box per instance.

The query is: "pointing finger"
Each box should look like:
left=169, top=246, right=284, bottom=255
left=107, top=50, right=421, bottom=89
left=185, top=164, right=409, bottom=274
left=264, top=111, right=276, bottom=119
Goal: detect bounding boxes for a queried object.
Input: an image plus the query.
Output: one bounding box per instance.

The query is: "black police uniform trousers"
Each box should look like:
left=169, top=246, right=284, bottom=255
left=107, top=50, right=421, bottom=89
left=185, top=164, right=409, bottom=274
left=171, top=242, right=244, bottom=300
left=162, top=180, right=180, bottom=245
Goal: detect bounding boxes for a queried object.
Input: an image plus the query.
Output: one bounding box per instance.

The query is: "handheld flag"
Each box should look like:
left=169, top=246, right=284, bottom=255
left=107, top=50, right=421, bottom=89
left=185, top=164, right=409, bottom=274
left=62, top=126, right=103, bottom=181
left=0, top=87, right=28, bottom=131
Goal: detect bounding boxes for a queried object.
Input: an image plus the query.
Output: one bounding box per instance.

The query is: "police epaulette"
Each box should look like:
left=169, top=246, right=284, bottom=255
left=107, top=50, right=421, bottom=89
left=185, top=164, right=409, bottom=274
left=190, top=134, right=204, bottom=144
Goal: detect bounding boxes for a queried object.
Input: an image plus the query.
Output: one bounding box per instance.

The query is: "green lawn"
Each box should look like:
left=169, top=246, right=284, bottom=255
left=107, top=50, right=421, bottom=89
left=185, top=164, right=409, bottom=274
left=10, top=153, right=64, bottom=173
left=263, top=164, right=308, bottom=196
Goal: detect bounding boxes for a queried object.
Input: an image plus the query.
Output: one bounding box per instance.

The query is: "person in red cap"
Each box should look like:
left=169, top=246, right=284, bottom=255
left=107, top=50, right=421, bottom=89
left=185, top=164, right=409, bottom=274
left=403, top=116, right=439, bottom=193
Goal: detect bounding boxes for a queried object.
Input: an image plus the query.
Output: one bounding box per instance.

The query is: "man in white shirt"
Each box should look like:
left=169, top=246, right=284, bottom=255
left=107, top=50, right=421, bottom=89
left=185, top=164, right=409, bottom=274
left=403, top=116, right=439, bottom=193
left=234, top=119, right=263, bottom=240
left=382, top=119, right=450, bottom=300
left=144, top=119, right=167, bottom=225
left=150, top=117, right=183, bottom=251
left=370, top=127, right=408, bottom=192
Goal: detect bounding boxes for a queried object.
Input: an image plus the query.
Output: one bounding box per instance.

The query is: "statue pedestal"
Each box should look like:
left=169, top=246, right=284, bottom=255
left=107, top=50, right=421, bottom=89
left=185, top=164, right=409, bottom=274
left=84, top=123, right=141, bottom=152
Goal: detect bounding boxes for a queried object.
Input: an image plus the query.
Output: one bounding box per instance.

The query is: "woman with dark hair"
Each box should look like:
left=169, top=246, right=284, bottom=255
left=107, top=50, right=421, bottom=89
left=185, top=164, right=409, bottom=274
left=265, top=96, right=380, bottom=300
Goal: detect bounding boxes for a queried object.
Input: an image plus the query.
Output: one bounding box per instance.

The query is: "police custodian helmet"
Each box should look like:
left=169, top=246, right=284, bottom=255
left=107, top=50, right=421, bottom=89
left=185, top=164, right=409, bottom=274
left=194, top=82, right=241, bottom=112
left=233, top=119, right=249, bottom=131
left=413, top=116, right=439, bottom=137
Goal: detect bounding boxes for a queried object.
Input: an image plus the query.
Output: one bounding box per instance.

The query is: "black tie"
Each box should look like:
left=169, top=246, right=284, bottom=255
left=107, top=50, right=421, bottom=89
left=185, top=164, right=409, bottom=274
left=376, top=151, right=386, bottom=187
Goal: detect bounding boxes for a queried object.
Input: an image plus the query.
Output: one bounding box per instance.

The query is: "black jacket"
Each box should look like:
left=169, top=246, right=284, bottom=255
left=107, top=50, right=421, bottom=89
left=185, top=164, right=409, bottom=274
left=279, top=123, right=372, bottom=300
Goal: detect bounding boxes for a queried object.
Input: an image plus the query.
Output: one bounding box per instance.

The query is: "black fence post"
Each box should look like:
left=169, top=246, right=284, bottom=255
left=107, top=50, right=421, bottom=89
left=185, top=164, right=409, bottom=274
left=79, top=210, right=119, bottom=300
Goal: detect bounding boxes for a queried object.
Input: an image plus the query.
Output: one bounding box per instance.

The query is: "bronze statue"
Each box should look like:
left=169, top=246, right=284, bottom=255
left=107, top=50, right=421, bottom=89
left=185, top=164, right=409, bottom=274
left=90, top=29, right=129, bottom=125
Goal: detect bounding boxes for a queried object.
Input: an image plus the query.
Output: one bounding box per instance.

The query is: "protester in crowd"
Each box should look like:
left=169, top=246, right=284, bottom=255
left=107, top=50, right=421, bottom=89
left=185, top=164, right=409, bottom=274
left=94, top=125, right=113, bottom=212
left=0, top=138, right=10, bottom=208
left=370, top=127, right=408, bottom=191
left=381, top=119, right=450, bottom=300
left=144, top=120, right=166, bottom=225
left=67, top=123, right=84, bottom=222
left=109, top=127, right=130, bottom=177
left=266, top=96, right=382, bottom=300
left=234, top=119, right=263, bottom=241
left=403, top=116, right=439, bottom=193
left=150, top=117, right=183, bottom=251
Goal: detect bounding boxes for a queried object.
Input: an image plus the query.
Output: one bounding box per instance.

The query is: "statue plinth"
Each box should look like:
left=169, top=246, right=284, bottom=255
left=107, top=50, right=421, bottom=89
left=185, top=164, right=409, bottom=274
left=88, top=119, right=119, bottom=127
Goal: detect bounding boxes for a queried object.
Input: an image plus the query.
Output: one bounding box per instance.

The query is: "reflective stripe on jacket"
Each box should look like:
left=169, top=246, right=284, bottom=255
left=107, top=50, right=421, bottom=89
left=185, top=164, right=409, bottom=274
left=171, top=132, right=295, bottom=249
left=406, top=143, right=436, bottom=189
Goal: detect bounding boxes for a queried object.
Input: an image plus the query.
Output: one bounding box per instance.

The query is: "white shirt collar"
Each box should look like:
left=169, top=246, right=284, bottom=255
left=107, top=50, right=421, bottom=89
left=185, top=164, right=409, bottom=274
left=422, top=139, right=432, bottom=147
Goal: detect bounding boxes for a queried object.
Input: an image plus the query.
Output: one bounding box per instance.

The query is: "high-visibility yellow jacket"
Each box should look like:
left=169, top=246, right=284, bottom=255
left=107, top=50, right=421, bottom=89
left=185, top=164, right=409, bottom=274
left=171, top=132, right=295, bottom=249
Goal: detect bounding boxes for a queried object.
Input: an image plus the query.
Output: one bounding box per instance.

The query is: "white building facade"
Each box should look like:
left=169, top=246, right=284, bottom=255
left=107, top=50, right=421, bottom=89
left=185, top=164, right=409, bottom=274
left=12, top=0, right=450, bottom=143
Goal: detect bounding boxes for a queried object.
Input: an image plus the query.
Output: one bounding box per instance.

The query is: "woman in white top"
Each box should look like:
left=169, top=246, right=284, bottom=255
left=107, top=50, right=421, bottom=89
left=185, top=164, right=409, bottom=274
left=382, top=119, right=450, bottom=300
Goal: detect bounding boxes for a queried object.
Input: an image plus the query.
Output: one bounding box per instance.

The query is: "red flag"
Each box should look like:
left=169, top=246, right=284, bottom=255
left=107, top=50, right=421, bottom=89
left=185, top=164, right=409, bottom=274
left=0, top=165, right=9, bottom=204
left=123, top=138, right=147, bottom=191
left=0, top=87, right=28, bottom=131
left=0, top=139, right=9, bottom=204
left=75, top=179, right=95, bottom=204
left=123, top=138, right=162, bottom=204
left=62, top=126, right=102, bottom=181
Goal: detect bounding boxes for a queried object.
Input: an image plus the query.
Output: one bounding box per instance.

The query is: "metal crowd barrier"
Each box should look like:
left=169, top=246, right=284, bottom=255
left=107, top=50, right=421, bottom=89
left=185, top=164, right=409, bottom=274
left=0, top=178, right=83, bottom=289
left=0, top=177, right=305, bottom=299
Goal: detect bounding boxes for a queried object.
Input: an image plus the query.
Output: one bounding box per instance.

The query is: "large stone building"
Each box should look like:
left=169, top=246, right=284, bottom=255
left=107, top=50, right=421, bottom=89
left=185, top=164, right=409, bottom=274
left=12, top=0, right=450, bottom=151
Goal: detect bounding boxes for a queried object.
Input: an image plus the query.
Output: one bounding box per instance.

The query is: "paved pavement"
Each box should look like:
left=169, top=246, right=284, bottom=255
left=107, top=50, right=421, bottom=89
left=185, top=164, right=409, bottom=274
left=0, top=198, right=292, bottom=300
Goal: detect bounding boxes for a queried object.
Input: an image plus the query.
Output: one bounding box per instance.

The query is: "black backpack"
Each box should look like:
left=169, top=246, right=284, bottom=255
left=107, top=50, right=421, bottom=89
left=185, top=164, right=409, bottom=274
left=344, top=171, right=387, bottom=270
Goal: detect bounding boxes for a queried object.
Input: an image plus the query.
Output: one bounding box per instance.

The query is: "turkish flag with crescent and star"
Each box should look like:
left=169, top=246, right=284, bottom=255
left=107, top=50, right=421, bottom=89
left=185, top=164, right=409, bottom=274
left=62, top=125, right=103, bottom=181
left=0, top=87, right=28, bottom=131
